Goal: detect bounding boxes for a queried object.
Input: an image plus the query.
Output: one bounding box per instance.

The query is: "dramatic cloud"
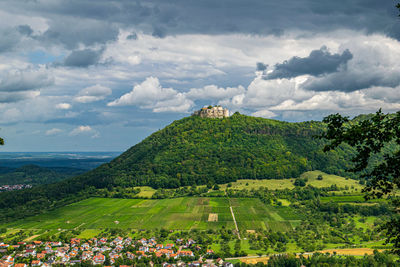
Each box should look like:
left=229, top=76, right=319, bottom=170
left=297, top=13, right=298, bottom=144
left=74, top=85, right=112, bottom=103
left=301, top=37, right=400, bottom=92
left=0, top=0, right=400, bottom=151
left=265, top=46, right=353, bottom=80
left=1, top=0, right=397, bottom=39
left=17, top=25, right=33, bottom=36
left=256, top=62, right=268, bottom=72
left=63, top=48, right=103, bottom=67
left=0, top=69, right=53, bottom=92
left=108, top=77, right=193, bottom=112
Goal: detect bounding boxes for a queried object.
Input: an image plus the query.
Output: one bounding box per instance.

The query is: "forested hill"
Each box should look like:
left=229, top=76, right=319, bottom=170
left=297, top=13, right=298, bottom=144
left=95, top=112, right=355, bottom=188
left=0, top=113, right=357, bottom=220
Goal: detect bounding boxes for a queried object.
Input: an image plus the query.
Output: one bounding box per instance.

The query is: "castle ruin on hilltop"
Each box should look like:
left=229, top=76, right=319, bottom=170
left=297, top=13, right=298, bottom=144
left=192, top=105, right=229, bottom=118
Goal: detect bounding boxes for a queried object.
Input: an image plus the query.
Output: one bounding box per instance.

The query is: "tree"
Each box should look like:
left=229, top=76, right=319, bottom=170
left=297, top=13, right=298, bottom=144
left=321, top=110, right=400, bottom=252
left=0, top=137, right=3, bottom=146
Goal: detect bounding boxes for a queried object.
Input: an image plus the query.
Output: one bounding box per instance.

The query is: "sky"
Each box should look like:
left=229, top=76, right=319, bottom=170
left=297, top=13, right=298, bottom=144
left=0, top=0, right=400, bottom=151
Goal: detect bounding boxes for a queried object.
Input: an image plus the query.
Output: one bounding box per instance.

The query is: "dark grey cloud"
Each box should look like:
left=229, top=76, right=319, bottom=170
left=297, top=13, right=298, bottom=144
left=126, top=32, right=138, bottom=40
left=0, top=70, right=54, bottom=92
left=256, top=62, right=267, bottom=72
left=0, top=28, right=20, bottom=53
left=265, top=46, right=353, bottom=80
left=152, top=26, right=166, bottom=38
left=63, top=48, right=103, bottom=67
left=34, top=18, right=119, bottom=49
left=17, top=25, right=33, bottom=36
left=0, top=0, right=398, bottom=40
left=303, top=69, right=400, bottom=92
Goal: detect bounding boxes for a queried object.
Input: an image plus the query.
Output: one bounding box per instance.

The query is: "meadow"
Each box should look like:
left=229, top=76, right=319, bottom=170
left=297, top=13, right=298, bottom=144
left=219, top=171, right=363, bottom=193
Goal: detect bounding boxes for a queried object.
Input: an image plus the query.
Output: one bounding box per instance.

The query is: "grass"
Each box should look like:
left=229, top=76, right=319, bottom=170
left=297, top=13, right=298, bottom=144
left=219, top=171, right=362, bottom=192
left=301, top=171, right=363, bottom=193
left=2, top=197, right=298, bottom=232
left=134, top=186, right=156, bottom=198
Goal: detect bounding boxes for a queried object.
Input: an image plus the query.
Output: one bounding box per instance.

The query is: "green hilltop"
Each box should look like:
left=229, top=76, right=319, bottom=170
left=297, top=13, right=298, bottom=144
left=0, top=112, right=357, bottom=220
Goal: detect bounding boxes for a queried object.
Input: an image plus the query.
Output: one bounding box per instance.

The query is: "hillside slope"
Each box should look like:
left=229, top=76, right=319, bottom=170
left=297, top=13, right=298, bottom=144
left=95, top=113, right=355, bottom=188
left=0, top=113, right=356, bottom=220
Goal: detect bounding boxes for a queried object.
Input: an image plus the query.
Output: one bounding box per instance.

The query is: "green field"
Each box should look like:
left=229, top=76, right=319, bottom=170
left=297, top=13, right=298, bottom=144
left=220, top=171, right=363, bottom=193
left=3, top=197, right=300, bottom=233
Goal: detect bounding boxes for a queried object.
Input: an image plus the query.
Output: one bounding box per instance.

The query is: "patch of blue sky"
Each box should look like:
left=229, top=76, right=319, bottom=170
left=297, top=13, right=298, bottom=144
left=27, top=50, right=64, bottom=64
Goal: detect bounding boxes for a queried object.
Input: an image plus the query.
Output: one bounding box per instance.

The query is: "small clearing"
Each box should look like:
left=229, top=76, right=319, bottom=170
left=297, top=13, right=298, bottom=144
left=208, top=213, right=218, bottom=222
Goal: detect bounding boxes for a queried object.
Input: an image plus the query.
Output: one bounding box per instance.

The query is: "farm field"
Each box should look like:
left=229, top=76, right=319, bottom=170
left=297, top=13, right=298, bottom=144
left=2, top=197, right=300, bottom=233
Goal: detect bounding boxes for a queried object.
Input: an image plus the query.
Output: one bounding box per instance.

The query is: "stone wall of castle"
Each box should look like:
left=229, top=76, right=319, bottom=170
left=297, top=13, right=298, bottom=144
left=192, top=106, right=229, bottom=118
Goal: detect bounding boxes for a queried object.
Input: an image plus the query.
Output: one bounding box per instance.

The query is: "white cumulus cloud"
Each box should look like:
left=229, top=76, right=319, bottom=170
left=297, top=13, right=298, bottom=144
left=108, top=76, right=194, bottom=112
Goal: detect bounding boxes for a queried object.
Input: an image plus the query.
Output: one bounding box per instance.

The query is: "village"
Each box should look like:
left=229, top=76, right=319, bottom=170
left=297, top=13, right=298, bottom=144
left=0, top=236, right=233, bottom=267
left=0, top=185, right=32, bottom=193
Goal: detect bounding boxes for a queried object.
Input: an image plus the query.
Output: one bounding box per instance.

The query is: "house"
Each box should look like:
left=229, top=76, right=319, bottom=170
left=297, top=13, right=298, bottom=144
left=223, top=262, right=234, bottom=267
left=126, top=252, right=135, bottom=260
left=93, top=253, right=105, bottom=265
left=51, top=242, right=62, bottom=247
left=31, top=260, right=41, bottom=266
left=14, top=264, right=27, bottom=267
left=165, top=244, right=174, bottom=249
left=81, top=251, right=93, bottom=261
left=81, top=243, right=90, bottom=250
left=179, top=250, right=194, bottom=257
left=216, top=258, right=223, bottom=265
left=110, top=253, right=121, bottom=264
left=189, top=261, right=202, bottom=266
left=206, top=249, right=214, bottom=254
left=156, top=244, right=163, bottom=249
left=25, top=249, right=36, bottom=257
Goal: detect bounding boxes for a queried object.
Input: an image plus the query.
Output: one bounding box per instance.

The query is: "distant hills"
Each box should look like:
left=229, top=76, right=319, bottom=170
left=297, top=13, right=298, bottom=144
left=0, top=164, right=85, bottom=186
left=0, top=112, right=359, bottom=220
